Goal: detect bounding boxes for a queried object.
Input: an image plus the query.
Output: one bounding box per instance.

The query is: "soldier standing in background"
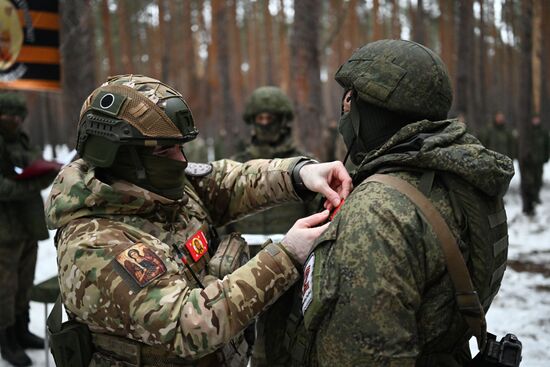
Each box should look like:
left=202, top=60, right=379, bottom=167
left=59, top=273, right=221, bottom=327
left=44, top=75, right=351, bottom=367
left=522, top=114, right=549, bottom=215
left=0, top=94, right=58, bottom=367
left=264, top=40, right=514, bottom=366
left=532, top=115, right=549, bottom=202
left=229, top=86, right=315, bottom=243
left=227, top=86, right=316, bottom=366
left=482, top=112, right=517, bottom=159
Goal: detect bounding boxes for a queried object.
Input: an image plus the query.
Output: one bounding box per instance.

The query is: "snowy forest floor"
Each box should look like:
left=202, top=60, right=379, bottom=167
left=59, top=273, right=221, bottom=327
left=1, top=147, right=549, bottom=367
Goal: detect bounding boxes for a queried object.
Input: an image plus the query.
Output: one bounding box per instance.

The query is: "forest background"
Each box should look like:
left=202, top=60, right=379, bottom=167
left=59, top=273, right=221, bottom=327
left=13, top=0, right=549, bottom=164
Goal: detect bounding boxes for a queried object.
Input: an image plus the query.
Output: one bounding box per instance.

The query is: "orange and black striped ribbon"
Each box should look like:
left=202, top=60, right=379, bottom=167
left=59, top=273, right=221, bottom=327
left=0, top=0, right=60, bottom=91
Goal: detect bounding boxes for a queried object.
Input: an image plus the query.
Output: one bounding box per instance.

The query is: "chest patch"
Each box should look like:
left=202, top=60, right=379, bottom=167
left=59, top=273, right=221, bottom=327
left=115, top=243, right=166, bottom=288
left=185, top=230, right=209, bottom=262
left=302, top=253, right=315, bottom=314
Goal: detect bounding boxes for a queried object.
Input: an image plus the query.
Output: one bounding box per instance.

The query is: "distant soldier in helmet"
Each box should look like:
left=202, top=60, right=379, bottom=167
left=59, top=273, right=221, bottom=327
left=0, top=93, right=58, bottom=367
left=229, top=86, right=315, bottom=238
left=264, top=40, right=514, bottom=366
left=229, top=87, right=316, bottom=365
left=44, top=75, right=352, bottom=367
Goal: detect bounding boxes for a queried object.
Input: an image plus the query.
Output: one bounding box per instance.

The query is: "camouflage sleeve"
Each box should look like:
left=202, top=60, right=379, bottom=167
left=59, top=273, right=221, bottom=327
left=188, top=158, right=304, bottom=226
left=311, top=180, right=431, bottom=366
left=57, top=219, right=299, bottom=359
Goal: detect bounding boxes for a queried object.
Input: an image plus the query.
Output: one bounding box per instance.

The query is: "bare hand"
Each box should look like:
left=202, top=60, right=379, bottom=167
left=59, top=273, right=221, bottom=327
left=299, top=161, right=352, bottom=210
left=282, top=210, right=330, bottom=265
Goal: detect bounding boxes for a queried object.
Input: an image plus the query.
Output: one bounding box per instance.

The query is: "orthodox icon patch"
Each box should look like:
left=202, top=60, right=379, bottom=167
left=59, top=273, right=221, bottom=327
left=185, top=230, right=208, bottom=262
left=115, top=243, right=166, bottom=288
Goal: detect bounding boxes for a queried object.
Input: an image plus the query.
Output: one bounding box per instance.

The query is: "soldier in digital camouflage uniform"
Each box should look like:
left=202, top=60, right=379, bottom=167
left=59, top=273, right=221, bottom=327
left=228, top=87, right=317, bottom=243
left=0, top=94, right=56, bottom=367
left=228, top=87, right=316, bottom=366
left=44, top=75, right=351, bottom=367
left=264, top=40, right=515, bottom=366
left=521, top=114, right=549, bottom=215
left=481, top=112, right=517, bottom=159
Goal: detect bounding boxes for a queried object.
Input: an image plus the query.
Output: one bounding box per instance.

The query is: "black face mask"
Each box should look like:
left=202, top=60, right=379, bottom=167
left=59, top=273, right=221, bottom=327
left=109, top=147, right=188, bottom=200
left=338, top=95, right=367, bottom=165
left=338, top=111, right=362, bottom=165
left=253, top=118, right=288, bottom=145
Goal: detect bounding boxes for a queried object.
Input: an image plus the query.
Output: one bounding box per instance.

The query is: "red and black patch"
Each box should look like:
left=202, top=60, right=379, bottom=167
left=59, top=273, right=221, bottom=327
left=185, top=230, right=209, bottom=262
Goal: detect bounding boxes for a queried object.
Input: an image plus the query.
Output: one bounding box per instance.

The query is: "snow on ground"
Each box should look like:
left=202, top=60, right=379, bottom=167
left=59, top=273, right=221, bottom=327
left=2, top=148, right=549, bottom=366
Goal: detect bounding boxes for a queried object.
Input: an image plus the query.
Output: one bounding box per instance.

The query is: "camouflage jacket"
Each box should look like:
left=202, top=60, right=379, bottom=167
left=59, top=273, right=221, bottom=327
left=228, top=136, right=314, bottom=235
left=45, top=157, right=305, bottom=360
left=480, top=124, right=517, bottom=159
left=275, top=120, right=514, bottom=367
left=0, top=133, right=50, bottom=243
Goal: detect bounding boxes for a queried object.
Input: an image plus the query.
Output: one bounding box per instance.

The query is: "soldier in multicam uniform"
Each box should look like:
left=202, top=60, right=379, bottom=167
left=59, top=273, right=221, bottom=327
left=44, top=75, right=351, bottom=367
left=227, top=87, right=315, bottom=366
left=0, top=94, right=57, bottom=367
left=264, top=40, right=515, bottom=366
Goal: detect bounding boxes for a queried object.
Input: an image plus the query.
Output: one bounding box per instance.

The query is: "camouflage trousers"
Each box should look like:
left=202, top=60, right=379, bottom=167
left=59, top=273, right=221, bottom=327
left=0, top=239, right=38, bottom=328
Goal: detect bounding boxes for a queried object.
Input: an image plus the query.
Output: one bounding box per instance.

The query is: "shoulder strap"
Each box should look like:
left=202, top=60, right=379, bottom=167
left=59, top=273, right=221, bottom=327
left=364, top=173, right=487, bottom=349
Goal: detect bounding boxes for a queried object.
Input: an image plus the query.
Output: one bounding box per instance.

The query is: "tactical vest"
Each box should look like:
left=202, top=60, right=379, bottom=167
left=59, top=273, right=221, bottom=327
left=270, top=170, right=508, bottom=366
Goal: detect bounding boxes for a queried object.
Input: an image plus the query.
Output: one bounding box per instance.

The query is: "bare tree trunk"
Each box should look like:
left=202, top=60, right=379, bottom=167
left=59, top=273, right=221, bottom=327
left=390, top=0, right=401, bottom=39
left=372, top=0, right=383, bottom=40
left=158, top=0, right=171, bottom=82
left=455, top=0, right=474, bottom=121
left=277, top=0, right=290, bottom=93
left=60, top=0, right=96, bottom=147
left=531, top=0, right=542, bottom=115
left=473, top=0, right=487, bottom=130
left=439, top=0, right=455, bottom=85
left=262, top=0, right=275, bottom=85
left=213, top=0, right=236, bottom=153
left=229, top=0, right=243, bottom=116
left=101, top=0, right=115, bottom=75
left=541, top=0, right=550, bottom=128
left=518, top=0, right=535, bottom=215
left=290, top=0, right=323, bottom=158
left=412, top=0, right=426, bottom=45
left=118, top=0, right=134, bottom=73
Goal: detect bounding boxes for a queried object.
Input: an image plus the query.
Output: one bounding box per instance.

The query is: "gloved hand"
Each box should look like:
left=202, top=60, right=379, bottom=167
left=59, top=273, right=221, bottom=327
left=281, top=210, right=330, bottom=265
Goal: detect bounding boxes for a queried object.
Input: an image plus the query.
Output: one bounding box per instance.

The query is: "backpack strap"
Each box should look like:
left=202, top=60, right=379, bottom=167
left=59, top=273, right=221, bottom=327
left=364, top=173, right=487, bottom=349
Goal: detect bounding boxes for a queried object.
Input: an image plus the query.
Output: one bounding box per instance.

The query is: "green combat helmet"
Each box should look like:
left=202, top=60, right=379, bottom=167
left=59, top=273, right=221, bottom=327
left=335, top=40, right=453, bottom=164
left=0, top=93, right=27, bottom=118
left=243, top=86, right=294, bottom=124
left=77, top=74, right=198, bottom=168
left=335, top=39, right=452, bottom=121
left=243, top=86, right=294, bottom=144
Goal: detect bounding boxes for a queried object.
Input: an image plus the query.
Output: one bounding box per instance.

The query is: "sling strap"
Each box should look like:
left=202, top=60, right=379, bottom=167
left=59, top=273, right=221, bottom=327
left=365, top=173, right=487, bottom=349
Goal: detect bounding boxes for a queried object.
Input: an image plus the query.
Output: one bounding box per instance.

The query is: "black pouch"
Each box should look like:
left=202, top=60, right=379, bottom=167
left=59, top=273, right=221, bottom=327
left=47, top=296, right=93, bottom=367
left=469, top=333, right=522, bottom=367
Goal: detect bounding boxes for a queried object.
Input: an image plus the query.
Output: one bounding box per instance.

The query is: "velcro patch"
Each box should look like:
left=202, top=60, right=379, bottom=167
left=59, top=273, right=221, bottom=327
left=185, top=230, right=209, bottom=262
left=115, top=243, right=166, bottom=288
left=185, top=163, right=213, bottom=177
left=302, top=253, right=315, bottom=314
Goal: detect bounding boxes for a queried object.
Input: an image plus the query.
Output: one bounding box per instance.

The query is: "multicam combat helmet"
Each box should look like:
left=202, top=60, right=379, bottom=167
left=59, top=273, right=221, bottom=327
left=242, top=86, right=294, bottom=125
left=335, top=39, right=452, bottom=121
left=77, top=74, right=198, bottom=167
